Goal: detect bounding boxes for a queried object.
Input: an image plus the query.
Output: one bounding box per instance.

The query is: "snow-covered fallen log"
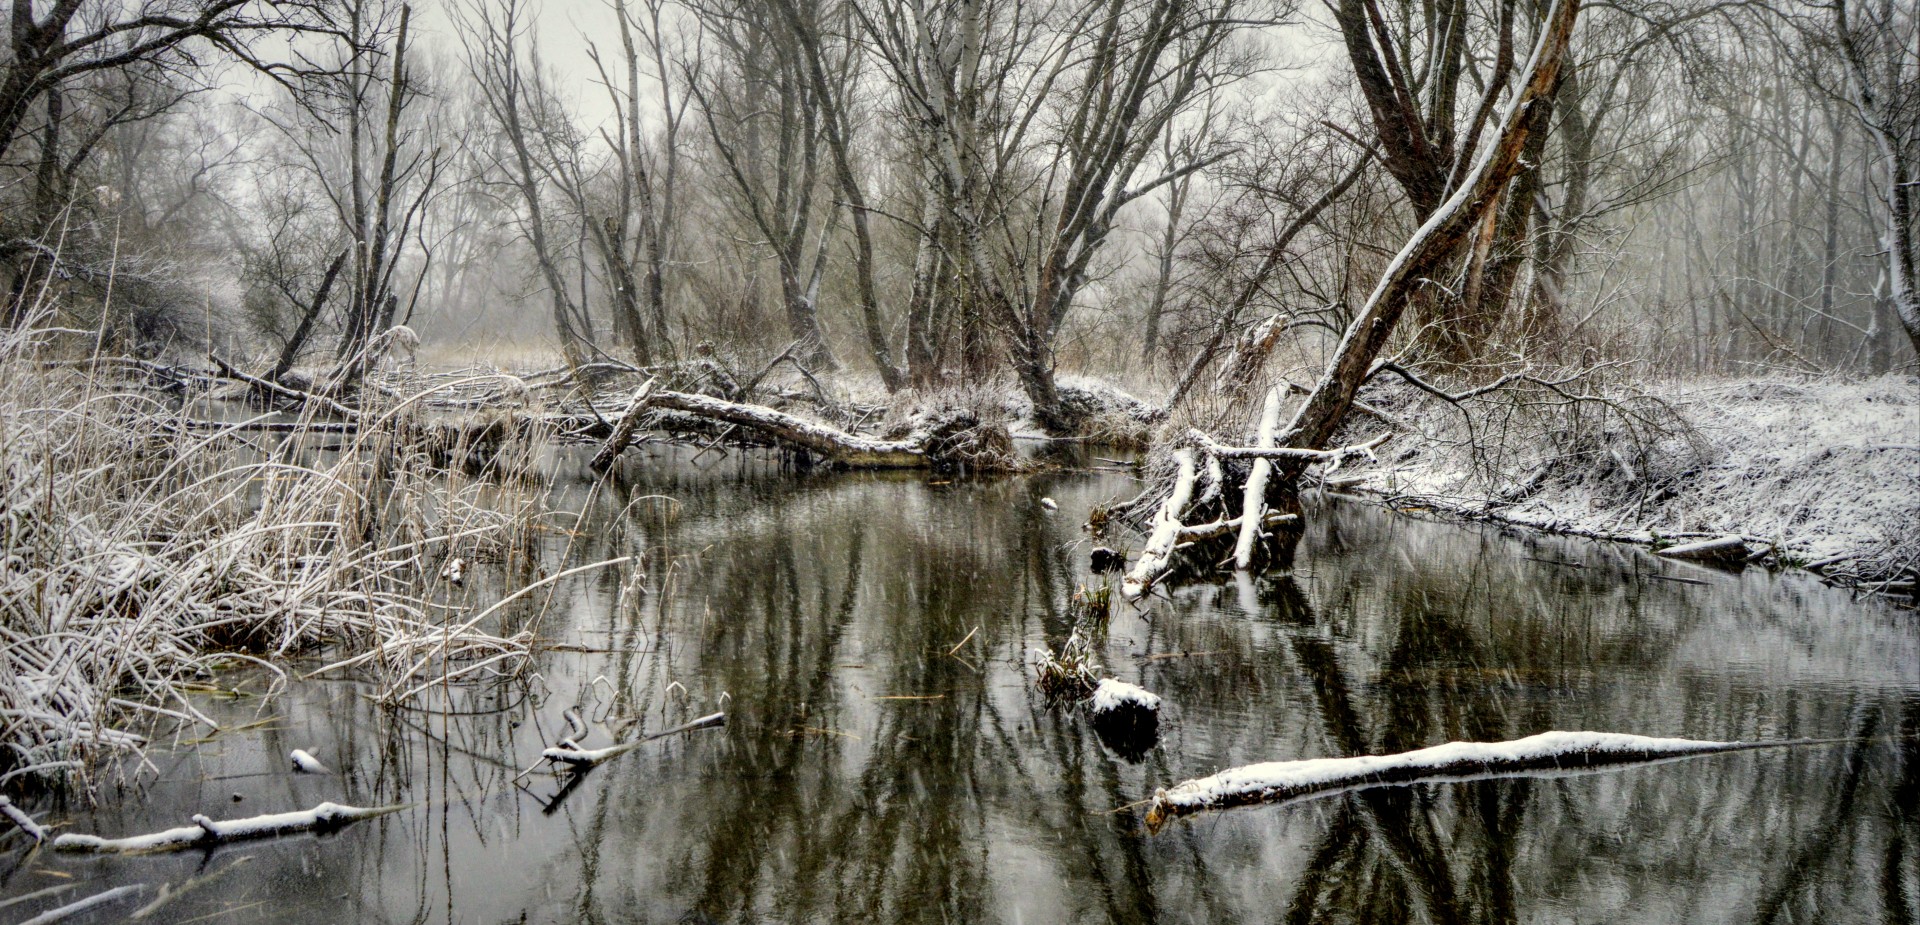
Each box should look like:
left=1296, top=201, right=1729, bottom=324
left=1234, top=388, right=1282, bottom=570
left=649, top=391, right=928, bottom=468
left=1655, top=535, right=1750, bottom=563
left=1145, top=731, right=1798, bottom=829
left=1123, top=448, right=1198, bottom=598
left=588, top=378, right=657, bottom=472
left=52, top=802, right=405, bottom=854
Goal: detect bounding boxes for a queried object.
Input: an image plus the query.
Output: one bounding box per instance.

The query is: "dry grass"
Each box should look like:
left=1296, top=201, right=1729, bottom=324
left=1033, top=629, right=1102, bottom=703
left=0, top=310, right=554, bottom=794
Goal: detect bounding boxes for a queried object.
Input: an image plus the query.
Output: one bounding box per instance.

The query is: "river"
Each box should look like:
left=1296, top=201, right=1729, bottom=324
left=5, top=447, right=1916, bottom=924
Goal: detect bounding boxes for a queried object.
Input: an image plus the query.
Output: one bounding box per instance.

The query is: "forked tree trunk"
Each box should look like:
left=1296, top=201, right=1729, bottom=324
left=1274, top=0, right=1579, bottom=464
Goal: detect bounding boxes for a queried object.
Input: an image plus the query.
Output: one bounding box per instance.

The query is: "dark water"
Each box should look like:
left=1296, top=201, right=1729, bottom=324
left=5, top=448, right=1918, bottom=924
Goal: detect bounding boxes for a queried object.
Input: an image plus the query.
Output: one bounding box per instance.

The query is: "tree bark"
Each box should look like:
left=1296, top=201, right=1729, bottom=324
left=1276, top=0, right=1579, bottom=461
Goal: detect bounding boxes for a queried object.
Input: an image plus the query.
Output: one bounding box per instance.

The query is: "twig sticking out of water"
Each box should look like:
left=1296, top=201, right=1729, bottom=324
left=536, top=712, right=728, bottom=772
left=0, top=795, right=48, bottom=842
left=16, top=884, right=147, bottom=925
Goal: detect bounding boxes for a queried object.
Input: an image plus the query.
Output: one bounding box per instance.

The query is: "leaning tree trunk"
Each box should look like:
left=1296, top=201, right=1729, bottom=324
left=1121, top=0, right=1582, bottom=596
left=1274, top=0, right=1579, bottom=463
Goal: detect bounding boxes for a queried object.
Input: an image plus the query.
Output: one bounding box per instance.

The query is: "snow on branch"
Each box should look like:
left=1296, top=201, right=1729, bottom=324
left=1145, top=731, right=1814, bottom=830
left=537, top=712, right=728, bottom=772
left=52, top=802, right=406, bottom=855
left=0, top=795, right=48, bottom=842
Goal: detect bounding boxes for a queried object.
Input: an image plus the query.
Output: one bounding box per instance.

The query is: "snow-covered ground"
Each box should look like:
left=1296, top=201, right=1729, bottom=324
left=1346, top=375, right=1920, bottom=587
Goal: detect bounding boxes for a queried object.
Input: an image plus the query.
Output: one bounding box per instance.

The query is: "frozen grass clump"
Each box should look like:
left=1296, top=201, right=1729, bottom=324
left=1033, top=630, right=1103, bottom=703
left=0, top=317, right=551, bottom=793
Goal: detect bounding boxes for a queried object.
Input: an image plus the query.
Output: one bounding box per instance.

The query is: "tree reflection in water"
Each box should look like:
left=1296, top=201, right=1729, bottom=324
left=10, top=450, right=1917, bottom=925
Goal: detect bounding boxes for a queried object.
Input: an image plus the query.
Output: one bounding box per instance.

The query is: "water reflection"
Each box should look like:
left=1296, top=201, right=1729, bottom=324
left=4, top=448, right=1916, bottom=924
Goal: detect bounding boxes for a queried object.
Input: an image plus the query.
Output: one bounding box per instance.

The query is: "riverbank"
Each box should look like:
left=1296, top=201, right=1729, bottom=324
left=1339, top=375, right=1920, bottom=594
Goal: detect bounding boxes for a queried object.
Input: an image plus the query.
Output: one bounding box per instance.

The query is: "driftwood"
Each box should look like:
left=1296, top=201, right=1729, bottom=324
left=52, top=802, right=405, bottom=854
left=538, top=711, right=728, bottom=772
left=585, top=385, right=1014, bottom=471
left=1144, top=731, right=1829, bottom=830
left=1655, top=535, right=1749, bottom=564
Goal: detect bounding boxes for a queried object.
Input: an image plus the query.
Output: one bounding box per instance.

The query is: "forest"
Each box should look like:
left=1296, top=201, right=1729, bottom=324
left=1, top=0, right=1918, bottom=921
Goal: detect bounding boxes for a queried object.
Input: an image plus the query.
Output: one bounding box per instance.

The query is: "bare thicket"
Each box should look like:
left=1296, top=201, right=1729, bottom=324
left=4, top=0, right=1918, bottom=790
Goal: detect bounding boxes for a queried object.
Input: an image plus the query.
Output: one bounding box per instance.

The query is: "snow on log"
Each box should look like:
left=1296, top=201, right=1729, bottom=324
left=1655, top=535, right=1750, bottom=563
left=1174, top=511, right=1298, bottom=546
left=589, top=379, right=658, bottom=472
left=1090, top=679, right=1162, bottom=715
left=540, top=741, right=642, bottom=767
left=1145, top=731, right=1784, bottom=829
left=1202, top=431, right=1392, bottom=463
left=1, top=795, right=48, bottom=842
left=52, top=802, right=405, bottom=854
left=1090, top=679, right=1163, bottom=762
left=1123, top=448, right=1198, bottom=599
left=1234, top=387, right=1282, bottom=570
left=289, top=749, right=328, bottom=774
left=649, top=391, right=928, bottom=468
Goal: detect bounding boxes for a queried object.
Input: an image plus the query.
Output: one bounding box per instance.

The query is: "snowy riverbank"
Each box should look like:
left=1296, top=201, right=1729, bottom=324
left=1342, top=375, right=1920, bottom=592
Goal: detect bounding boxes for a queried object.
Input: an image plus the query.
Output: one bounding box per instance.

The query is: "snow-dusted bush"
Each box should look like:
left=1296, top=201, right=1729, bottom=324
left=0, top=313, right=550, bottom=793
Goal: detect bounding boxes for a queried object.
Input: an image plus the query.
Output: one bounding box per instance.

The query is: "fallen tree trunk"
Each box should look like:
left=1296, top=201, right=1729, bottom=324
left=586, top=387, right=1016, bottom=471
left=648, top=391, right=926, bottom=467
left=1123, top=448, right=1199, bottom=598
left=1655, top=535, right=1749, bottom=564
left=1145, top=731, right=1831, bottom=830
left=1119, top=0, right=1578, bottom=593
left=1233, top=388, right=1282, bottom=570
left=53, top=802, right=405, bottom=854
left=17, top=885, right=146, bottom=925
left=589, top=378, right=658, bottom=472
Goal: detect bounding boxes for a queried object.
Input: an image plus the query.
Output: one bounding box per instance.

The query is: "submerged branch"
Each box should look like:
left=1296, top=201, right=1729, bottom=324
left=1144, top=731, right=1837, bottom=830
left=538, top=711, right=728, bottom=771
left=53, top=802, right=407, bottom=854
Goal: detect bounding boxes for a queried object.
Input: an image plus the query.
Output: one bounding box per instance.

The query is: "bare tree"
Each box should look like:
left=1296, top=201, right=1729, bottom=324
left=858, top=0, right=1272, bottom=432
left=260, top=0, right=443, bottom=389
left=1809, top=0, right=1920, bottom=359
left=457, top=0, right=594, bottom=368
left=687, top=0, right=839, bottom=369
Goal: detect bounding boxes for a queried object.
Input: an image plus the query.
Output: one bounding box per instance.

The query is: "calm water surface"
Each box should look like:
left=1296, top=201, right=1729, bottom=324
left=5, top=448, right=1917, bottom=924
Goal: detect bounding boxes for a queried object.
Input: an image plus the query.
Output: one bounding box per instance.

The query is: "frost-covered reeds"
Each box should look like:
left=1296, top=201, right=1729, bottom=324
left=0, top=313, right=550, bottom=792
